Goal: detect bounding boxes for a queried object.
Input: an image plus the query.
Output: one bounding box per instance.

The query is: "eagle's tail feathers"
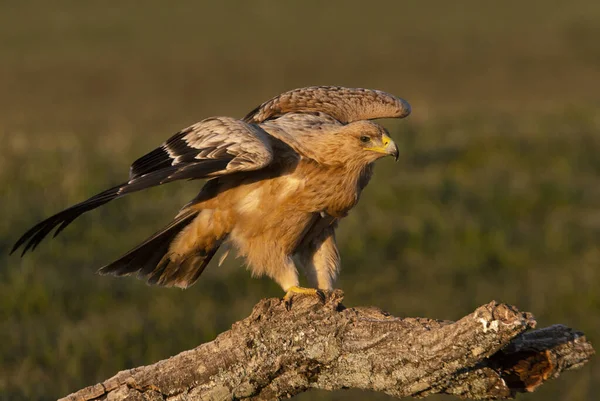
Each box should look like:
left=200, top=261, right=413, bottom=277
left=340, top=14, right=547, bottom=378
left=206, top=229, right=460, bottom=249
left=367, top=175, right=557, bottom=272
left=98, top=210, right=221, bottom=289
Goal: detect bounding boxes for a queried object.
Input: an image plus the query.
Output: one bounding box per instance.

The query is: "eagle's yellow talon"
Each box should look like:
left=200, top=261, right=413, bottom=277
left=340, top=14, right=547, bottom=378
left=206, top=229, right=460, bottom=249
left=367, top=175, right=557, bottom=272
left=283, top=286, right=325, bottom=309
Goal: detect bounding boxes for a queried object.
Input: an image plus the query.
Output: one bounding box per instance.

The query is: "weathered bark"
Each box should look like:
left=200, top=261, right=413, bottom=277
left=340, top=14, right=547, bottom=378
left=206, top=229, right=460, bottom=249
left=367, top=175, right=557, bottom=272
left=61, top=290, right=594, bottom=401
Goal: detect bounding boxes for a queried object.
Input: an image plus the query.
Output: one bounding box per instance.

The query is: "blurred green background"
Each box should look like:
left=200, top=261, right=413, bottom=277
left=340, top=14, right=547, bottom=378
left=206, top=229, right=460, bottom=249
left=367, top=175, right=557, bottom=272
left=1, top=1, right=599, bottom=400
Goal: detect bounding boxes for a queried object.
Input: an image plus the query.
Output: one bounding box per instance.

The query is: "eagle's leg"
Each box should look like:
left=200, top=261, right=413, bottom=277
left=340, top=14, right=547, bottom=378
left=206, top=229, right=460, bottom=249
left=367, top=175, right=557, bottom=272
left=294, top=227, right=340, bottom=291
left=283, top=286, right=326, bottom=309
left=273, top=256, right=325, bottom=309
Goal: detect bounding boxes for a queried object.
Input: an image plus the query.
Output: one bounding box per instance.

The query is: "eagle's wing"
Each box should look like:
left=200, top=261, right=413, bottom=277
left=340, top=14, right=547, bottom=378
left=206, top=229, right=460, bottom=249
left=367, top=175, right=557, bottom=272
left=128, top=117, right=273, bottom=180
left=244, top=86, right=411, bottom=124
left=12, top=117, right=273, bottom=255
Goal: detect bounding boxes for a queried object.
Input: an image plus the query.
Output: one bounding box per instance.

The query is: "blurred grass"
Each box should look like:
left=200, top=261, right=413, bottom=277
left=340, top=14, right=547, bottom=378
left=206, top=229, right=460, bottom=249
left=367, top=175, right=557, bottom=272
left=1, top=1, right=599, bottom=400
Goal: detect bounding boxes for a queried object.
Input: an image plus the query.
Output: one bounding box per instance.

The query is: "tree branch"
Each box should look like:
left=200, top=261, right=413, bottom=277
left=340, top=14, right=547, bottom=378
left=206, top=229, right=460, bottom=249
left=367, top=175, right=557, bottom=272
left=60, top=290, right=594, bottom=401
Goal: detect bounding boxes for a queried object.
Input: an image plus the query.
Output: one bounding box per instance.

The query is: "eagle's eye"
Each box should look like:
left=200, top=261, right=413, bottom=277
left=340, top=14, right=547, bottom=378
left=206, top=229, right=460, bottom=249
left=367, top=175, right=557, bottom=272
left=359, top=136, right=370, bottom=143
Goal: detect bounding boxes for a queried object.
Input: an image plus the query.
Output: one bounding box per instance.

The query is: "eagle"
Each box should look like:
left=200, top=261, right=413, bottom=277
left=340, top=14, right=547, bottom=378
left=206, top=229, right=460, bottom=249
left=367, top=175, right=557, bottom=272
left=11, top=86, right=411, bottom=301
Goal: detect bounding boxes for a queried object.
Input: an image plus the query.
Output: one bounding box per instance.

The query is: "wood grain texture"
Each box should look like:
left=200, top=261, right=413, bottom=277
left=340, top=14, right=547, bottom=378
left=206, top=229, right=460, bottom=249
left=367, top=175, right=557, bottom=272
left=60, top=291, right=594, bottom=401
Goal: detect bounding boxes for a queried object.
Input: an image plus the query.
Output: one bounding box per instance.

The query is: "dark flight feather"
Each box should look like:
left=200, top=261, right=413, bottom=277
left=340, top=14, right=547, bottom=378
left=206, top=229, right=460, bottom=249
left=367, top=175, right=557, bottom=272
left=11, top=159, right=231, bottom=256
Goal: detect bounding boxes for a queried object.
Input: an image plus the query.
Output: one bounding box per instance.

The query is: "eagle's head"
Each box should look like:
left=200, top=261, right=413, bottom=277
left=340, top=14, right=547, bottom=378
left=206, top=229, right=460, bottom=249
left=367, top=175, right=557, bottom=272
left=324, top=120, right=399, bottom=167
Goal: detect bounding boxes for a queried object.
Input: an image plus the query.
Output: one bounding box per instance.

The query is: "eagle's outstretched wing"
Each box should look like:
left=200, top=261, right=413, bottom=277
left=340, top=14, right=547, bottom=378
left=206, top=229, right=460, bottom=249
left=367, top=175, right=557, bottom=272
left=244, top=85, right=411, bottom=124
left=12, top=117, right=273, bottom=256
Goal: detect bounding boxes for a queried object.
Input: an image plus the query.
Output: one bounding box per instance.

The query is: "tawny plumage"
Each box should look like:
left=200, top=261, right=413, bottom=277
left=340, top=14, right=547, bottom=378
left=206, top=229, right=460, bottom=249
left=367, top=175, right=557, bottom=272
left=11, top=86, right=410, bottom=293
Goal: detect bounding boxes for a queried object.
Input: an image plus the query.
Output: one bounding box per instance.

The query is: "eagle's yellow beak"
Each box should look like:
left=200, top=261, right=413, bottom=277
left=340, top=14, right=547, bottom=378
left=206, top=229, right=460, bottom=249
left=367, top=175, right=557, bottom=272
left=366, top=134, right=399, bottom=161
